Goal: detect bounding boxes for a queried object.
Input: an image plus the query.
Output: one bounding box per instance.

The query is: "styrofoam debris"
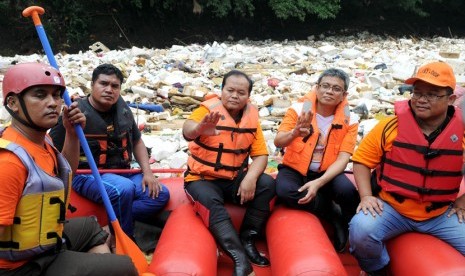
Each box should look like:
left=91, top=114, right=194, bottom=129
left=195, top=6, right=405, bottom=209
left=2, top=33, right=465, bottom=172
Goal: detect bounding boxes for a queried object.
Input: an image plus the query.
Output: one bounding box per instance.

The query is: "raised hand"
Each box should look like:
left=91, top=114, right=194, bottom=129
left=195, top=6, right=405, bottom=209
left=292, top=109, right=313, bottom=137
left=196, top=111, right=222, bottom=136
left=62, top=101, right=86, bottom=133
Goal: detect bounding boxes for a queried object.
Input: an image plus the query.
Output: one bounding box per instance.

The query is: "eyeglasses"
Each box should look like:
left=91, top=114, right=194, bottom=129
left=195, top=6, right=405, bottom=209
left=318, top=83, right=345, bottom=94
left=411, top=92, right=449, bottom=102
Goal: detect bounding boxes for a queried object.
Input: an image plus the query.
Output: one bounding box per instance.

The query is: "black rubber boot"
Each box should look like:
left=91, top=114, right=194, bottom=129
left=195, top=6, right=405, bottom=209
left=240, top=209, right=270, bottom=267
left=210, top=220, right=254, bottom=276
left=366, top=264, right=390, bottom=276
left=328, top=202, right=348, bottom=253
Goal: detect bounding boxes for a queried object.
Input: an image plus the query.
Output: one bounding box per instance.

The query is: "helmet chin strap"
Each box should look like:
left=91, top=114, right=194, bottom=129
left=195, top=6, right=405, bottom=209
left=5, top=95, right=49, bottom=132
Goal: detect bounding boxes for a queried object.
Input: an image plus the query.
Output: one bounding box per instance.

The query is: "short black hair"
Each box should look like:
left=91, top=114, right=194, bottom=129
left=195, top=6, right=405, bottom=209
left=317, top=68, right=350, bottom=91
left=221, top=70, right=253, bottom=95
left=92, top=64, right=124, bottom=84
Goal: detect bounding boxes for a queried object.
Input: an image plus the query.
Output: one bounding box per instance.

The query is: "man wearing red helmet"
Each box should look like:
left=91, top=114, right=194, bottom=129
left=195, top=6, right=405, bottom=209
left=0, top=63, right=137, bottom=275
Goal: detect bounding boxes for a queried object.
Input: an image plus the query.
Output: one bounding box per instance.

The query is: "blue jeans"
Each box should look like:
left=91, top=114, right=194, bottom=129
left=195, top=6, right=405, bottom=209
left=349, top=200, right=465, bottom=272
left=73, top=173, right=170, bottom=236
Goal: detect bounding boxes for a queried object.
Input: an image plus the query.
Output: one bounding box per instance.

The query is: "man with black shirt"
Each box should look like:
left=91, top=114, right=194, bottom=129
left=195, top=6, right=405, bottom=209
left=51, top=64, right=169, bottom=239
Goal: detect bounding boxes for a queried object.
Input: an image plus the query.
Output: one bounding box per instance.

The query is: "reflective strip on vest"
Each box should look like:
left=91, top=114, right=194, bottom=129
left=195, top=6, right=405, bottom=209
left=0, top=137, right=71, bottom=261
left=282, top=92, right=354, bottom=175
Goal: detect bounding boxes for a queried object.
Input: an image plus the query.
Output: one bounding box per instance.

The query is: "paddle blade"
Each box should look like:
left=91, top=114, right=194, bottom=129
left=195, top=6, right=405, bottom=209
left=112, top=220, right=149, bottom=275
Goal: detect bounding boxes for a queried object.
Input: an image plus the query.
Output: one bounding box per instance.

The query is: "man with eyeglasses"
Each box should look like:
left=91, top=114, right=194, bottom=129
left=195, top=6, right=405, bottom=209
left=350, top=61, right=465, bottom=276
left=274, top=68, right=360, bottom=253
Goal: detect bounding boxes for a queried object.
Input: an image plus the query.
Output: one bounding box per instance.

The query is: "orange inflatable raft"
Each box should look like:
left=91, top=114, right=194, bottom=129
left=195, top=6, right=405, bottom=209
left=66, top=188, right=108, bottom=226
left=68, top=173, right=465, bottom=276
left=148, top=177, right=353, bottom=275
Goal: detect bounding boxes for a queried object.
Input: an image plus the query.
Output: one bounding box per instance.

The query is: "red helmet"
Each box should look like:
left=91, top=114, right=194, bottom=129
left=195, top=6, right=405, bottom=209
left=2, top=62, right=66, bottom=105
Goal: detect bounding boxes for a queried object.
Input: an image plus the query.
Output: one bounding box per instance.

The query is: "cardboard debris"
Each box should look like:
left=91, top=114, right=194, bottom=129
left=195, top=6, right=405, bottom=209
left=89, top=41, right=110, bottom=54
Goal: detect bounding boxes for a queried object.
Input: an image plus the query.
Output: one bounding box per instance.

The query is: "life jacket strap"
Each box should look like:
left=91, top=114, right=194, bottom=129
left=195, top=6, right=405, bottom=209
left=214, top=143, right=224, bottom=171
left=50, top=197, right=66, bottom=223
left=191, top=154, right=242, bottom=172
left=215, top=126, right=257, bottom=134
left=384, top=158, right=462, bottom=177
left=46, top=232, right=62, bottom=253
left=194, top=139, right=251, bottom=154
left=0, top=241, right=19, bottom=249
left=393, top=141, right=463, bottom=159
left=381, top=174, right=460, bottom=195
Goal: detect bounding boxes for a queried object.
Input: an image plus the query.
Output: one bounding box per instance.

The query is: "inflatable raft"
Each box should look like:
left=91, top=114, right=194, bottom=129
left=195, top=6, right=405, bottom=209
left=68, top=172, right=465, bottom=276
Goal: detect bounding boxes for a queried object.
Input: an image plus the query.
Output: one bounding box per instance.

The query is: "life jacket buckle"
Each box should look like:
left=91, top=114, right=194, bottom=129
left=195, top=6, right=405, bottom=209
left=418, top=187, right=433, bottom=195
left=419, top=168, right=434, bottom=176
left=424, top=149, right=440, bottom=159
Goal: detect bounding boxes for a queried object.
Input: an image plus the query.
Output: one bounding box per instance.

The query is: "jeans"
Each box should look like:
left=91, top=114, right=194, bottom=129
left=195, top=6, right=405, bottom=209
left=349, top=200, right=465, bottom=272
left=73, top=173, right=170, bottom=236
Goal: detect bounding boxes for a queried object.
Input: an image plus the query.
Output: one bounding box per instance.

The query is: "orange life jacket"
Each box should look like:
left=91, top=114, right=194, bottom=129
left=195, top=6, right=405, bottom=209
left=379, top=100, right=463, bottom=202
left=187, top=98, right=258, bottom=180
left=282, top=92, right=354, bottom=175
left=77, top=97, right=133, bottom=169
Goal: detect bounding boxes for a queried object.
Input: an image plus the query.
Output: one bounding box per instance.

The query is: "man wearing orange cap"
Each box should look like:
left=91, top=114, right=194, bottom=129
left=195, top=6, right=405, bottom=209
left=349, top=61, right=465, bottom=275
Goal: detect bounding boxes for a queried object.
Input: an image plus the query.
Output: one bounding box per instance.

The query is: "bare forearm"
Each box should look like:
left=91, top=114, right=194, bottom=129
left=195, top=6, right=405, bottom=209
left=274, top=130, right=298, bottom=148
left=183, top=120, right=200, bottom=140
left=353, top=162, right=373, bottom=198
left=245, top=155, right=268, bottom=180
left=317, top=153, right=351, bottom=188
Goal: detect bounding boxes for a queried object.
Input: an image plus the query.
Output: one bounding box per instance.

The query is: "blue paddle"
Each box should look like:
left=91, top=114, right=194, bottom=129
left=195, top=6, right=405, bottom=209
left=22, top=6, right=149, bottom=275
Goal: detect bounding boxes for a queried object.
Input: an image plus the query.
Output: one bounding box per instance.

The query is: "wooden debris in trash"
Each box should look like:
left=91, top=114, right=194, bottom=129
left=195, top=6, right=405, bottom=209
left=170, top=95, right=202, bottom=106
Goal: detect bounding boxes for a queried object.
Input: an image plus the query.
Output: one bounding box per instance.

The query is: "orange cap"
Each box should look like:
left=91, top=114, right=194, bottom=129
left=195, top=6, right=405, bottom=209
left=405, top=61, right=456, bottom=90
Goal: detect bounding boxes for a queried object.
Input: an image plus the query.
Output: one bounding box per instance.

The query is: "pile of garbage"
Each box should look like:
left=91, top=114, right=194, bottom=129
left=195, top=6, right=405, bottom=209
left=1, top=32, right=464, bottom=175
